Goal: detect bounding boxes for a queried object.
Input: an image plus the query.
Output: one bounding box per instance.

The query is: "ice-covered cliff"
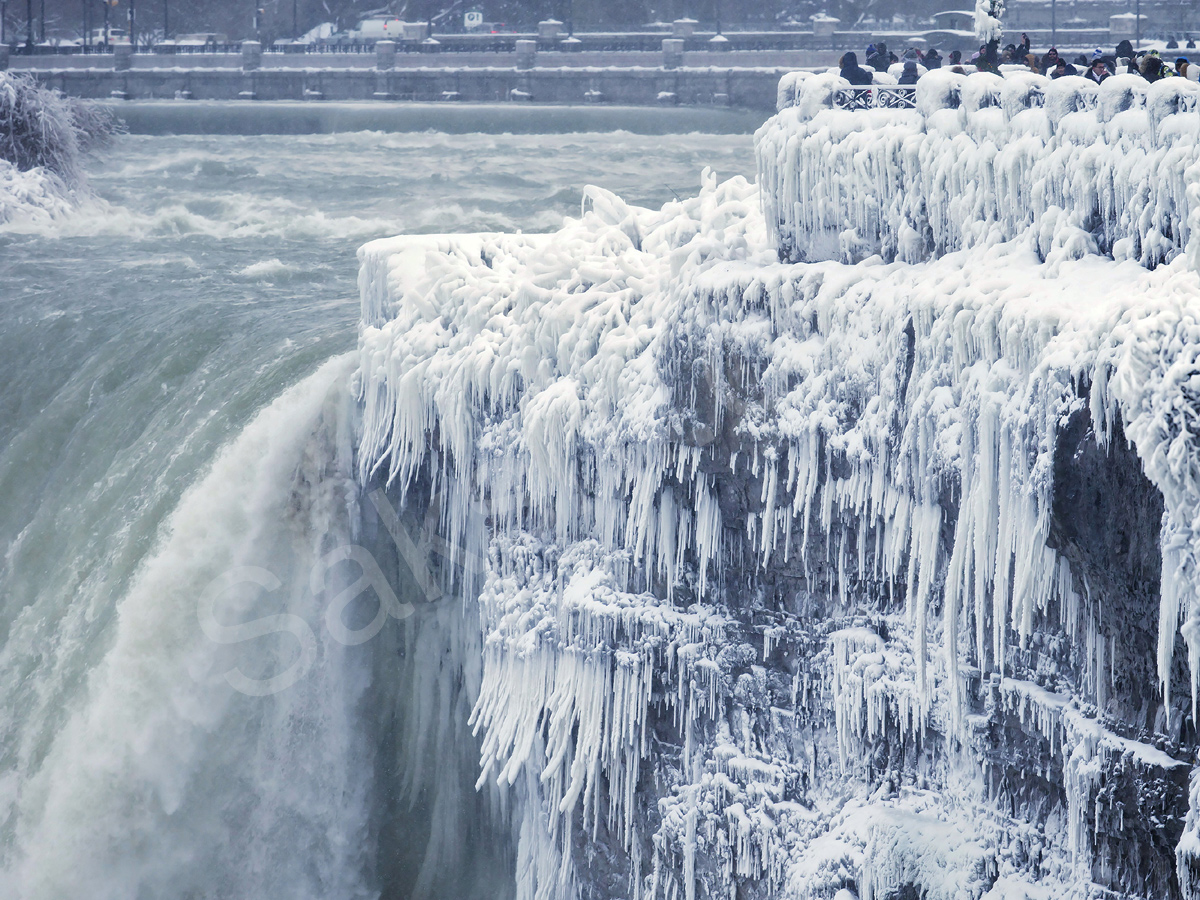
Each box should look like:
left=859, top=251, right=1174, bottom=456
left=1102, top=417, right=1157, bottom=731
left=354, top=71, right=1200, bottom=900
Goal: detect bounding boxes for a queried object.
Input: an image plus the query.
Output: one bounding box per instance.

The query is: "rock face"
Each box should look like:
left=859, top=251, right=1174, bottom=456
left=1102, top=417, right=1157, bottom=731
left=354, top=75, right=1200, bottom=900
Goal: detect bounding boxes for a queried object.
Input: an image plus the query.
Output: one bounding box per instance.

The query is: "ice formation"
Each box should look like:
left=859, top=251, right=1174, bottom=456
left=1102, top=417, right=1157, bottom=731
left=356, top=70, right=1200, bottom=899
left=974, top=0, right=1007, bottom=46
left=766, top=70, right=1200, bottom=271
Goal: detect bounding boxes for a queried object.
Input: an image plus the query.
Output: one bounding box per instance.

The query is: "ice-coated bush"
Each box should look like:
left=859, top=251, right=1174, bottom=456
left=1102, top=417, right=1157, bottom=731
left=0, top=71, right=119, bottom=182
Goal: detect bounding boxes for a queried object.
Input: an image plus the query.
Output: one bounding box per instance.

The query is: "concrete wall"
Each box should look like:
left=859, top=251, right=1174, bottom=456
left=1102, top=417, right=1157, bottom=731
left=10, top=49, right=839, bottom=71
left=28, top=65, right=787, bottom=110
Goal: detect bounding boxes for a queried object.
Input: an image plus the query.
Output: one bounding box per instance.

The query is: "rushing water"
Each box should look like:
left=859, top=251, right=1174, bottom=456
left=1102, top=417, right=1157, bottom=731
left=0, top=118, right=756, bottom=899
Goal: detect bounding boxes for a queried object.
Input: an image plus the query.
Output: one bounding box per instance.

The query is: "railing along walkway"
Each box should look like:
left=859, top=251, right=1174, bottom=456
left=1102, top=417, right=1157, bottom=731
left=831, top=82, right=1200, bottom=114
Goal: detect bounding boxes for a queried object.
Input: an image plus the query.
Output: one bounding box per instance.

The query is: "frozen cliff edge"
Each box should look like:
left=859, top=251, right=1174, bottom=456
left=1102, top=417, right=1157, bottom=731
left=354, top=96, right=1200, bottom=900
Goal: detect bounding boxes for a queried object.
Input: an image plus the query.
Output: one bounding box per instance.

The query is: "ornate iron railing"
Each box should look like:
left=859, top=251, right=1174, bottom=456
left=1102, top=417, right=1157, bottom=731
left=833, top=85, right=918, bottom=110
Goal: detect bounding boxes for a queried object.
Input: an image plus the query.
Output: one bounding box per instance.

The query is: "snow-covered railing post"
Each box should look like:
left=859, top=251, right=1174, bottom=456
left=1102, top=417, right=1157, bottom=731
left=515, top=39, right=537, bottom=70
left=240, top=40, right=262, bottom=71
left=662, top=38, right=684, bottom=70
left=375, top=40, right=396, bottom=70
left=974, top=0, right=1005, bottom=72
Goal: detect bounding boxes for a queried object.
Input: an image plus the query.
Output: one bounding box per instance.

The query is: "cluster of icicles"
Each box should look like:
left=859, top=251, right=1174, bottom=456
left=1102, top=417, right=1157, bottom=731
left=763, top=69, right=1200, bottom=271
left=355, top=72, right=1200, bottom=900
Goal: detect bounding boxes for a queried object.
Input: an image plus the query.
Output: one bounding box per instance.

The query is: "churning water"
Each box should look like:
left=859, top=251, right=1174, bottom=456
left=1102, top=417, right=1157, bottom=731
left=0, top=119, right=755, bottom=899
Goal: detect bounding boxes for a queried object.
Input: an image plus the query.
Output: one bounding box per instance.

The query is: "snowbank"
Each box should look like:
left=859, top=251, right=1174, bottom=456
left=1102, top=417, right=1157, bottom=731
left=0, top=159, right=76, bottom=226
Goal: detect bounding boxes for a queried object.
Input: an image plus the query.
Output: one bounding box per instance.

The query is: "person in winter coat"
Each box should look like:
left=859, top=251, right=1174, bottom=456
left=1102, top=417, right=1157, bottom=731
left=1040, top=47, right=1060, bottom=75
left=924, top=48, right=942, bottom=69
left=1085, top=57, right=1111, bottom=83
left=840, top=51, right=875, bottom=85
left=1140, top=53, right=1165, bottom=82
left=948, top=50, right=962, bottom=66
left=1018, top=33, right=1031, bottom=57
left=1024, top=53, right=1040, bottom=72
left=898, top=60, right=920, bottom=84
left=867, top=42, right=890, bottom=71
left=1115, top=39, right=1135, bottom=60
left=1050, top=58, right=1078, bottom=78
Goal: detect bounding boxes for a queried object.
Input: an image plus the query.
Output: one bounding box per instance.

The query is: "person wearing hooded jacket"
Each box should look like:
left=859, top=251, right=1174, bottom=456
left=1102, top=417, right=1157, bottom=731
left=1050, top=58, right=1079, bottom=78
left=867, top=42, right=890, bottom=71
left=898, top=59, right=920, bottom=84
left=840, top=51, right=875, bottom=85
left=1141, top=53, right=1166, bottom=82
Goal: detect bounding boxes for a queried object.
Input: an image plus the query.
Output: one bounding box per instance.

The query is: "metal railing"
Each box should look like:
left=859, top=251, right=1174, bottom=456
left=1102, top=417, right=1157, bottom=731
left=829, top=81, right=1200, bottom=116
left=834, top=86, right=918, bottom=110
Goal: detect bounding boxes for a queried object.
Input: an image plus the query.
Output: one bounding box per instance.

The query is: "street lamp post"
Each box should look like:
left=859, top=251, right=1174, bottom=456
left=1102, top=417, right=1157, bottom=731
left=128, top=0, right=134, bottom=48
left=25, top=0, right=32, bottom=50
left=163, top=0, right=168, bottom=39
left=292, top=0, right=297, bottom=40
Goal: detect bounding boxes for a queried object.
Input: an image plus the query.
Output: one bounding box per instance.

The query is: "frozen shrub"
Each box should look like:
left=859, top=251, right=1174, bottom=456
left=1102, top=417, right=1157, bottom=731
left=0, top=72, right=120, bottom=182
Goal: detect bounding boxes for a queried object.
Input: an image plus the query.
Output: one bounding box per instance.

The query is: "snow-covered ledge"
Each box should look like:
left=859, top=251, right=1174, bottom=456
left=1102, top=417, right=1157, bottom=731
left=355, top=113, right=1200, bottom=898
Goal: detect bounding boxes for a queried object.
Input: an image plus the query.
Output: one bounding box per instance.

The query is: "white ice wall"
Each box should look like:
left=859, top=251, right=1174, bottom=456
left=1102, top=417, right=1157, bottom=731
left=762, top=71, right=1200, bottom=271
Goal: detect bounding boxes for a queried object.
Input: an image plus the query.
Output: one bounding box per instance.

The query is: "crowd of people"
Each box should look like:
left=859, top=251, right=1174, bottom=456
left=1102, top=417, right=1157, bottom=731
left=839, top=35, right=1200, bottom=86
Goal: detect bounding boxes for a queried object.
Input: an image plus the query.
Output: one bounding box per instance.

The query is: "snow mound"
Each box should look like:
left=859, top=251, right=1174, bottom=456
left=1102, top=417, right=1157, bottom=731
left=0, top=160, right=76, bottom=227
